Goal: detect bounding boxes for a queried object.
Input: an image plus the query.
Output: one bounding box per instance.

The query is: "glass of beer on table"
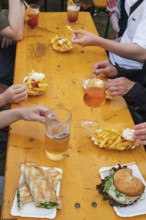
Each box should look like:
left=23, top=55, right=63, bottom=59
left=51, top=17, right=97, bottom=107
left=67, top=0, right=80, bottom=23
left=45, top=108, right=72, bottom=161
left=26, top=4, right=40, bottom=29
left=84, top=78, right=105, bottom=108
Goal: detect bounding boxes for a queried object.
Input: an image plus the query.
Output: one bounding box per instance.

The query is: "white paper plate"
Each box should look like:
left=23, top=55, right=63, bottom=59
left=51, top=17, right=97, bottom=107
left=11, top=167, right=62, bottom=219
left=99, top=163, right=146, bottom=217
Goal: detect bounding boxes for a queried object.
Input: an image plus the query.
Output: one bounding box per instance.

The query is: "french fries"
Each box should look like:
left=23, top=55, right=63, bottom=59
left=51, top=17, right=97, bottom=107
left=50, top=36, right=73, bottom=52
left=23, top=71, right=48, bottom=96
left=105, top=89, right=113, bottom=100
left=66, top=25, right=74, bottom=32
left=91, top=128, right=136, bottom=151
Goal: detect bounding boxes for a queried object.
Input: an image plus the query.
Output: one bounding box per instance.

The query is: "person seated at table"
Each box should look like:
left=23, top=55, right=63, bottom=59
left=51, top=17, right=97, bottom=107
left=1, top=0, right=42, bottom=9
left=93, top=59, right=146, bottom=125
left=72, top=0, right=146, bottom=70
left=0, top=104, right=49, bottom=210
left=0, top=0, right=28, bottom=86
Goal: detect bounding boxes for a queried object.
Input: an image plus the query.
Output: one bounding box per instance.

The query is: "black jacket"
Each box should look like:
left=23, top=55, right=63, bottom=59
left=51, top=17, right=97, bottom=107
left=115, top=61, right=146, bottom=121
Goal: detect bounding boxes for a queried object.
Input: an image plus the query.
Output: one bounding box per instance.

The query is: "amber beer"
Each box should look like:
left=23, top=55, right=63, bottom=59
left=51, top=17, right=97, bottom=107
left=84, top=79, right=105, bottom=108
left=45, top=132, right=70, bottom=160
left=45, top=108, right=72, bottom=161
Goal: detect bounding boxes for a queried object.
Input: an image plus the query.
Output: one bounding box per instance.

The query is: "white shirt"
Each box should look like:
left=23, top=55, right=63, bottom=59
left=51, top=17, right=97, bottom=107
left=109, top=0, right=146, bottom=69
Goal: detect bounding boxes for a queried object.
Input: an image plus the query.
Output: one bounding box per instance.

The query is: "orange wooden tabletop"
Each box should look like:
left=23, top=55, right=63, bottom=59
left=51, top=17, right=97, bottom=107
left=1, top=12, right=146, bottom=220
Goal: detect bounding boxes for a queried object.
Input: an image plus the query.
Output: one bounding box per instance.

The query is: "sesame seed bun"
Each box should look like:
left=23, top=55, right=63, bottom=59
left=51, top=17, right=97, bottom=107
left=114, top=168, right=145, bottom=196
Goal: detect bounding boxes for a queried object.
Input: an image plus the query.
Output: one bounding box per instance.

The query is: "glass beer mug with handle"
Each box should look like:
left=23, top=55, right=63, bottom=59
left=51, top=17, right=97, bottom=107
left=45, top=108, right=72, bottom=161
left=84, top=78, right=106, bottom=108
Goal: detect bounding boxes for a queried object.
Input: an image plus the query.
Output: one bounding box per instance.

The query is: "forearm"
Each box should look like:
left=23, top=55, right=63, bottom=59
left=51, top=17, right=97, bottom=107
left=113, top=37, right=122, bottom=42
left=0, top=108, right=22, bottom=128
left=7, top=0, right=25, bottom=40
left=96, top=37, right=146, bottom=62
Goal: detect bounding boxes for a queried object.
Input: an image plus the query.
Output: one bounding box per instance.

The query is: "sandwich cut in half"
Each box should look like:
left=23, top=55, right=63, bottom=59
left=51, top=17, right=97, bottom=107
left=17, top=163, right=62, bottom=210
left=97, top=165, right=145, bottom=207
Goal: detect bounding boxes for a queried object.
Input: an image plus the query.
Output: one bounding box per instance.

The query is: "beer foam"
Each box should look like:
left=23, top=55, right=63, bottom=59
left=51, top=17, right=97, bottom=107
left=88, top=78, right=104, bottom=87
left=67, top=5, right=80, bottom=11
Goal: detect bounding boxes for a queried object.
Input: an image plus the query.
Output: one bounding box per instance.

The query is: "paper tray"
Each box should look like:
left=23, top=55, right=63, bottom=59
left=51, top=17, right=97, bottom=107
left=11, top=167, right=62, bottom=219
left=99, top=163, right=146, bottom=217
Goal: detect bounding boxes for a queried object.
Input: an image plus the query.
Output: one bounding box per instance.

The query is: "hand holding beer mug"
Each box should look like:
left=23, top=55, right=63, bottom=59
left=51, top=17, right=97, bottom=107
left=45, top=108, right=72, bottom=161
left=67, top=0, right=80, bottom=23
left=26, top=4, right=40, bottom=29
left=83, top=78, right=105, bottom=107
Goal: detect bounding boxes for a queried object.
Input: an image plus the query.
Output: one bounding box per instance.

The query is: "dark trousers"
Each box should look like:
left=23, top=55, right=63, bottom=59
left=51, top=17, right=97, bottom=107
left=0, top=44, right=16, bottom=86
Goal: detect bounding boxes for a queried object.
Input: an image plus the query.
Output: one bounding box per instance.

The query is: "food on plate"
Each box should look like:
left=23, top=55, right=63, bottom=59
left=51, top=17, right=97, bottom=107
left=17, top=182, right=33, bottom=209
left=50, top=36, right=73, bottom=52
left=17, top=163, right=62, bottom=210
left=91, top=128, right=136, bottom=150
left=97, top=165, right=145, bottom=207
left=83, top=78, right=113, bottom=100
left=23, top=70, right=48, bottom=96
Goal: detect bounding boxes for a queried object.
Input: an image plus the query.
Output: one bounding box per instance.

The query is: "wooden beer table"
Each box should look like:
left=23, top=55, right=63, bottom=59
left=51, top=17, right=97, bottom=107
left=1, top=12, right=146, bottom=220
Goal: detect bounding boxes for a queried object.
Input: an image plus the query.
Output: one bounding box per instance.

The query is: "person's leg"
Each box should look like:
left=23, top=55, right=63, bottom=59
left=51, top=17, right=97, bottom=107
left=0, top=44, right=16, bottom=86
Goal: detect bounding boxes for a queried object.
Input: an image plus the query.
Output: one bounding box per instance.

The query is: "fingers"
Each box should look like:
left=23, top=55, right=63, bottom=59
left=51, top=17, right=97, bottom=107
left=1, top=37, right=6, bottom=48
left=72, top=30, right=83, bottom=40
left=36, top=105, right=50, bottom=123
left=13, top=93, right=28, bottom=103
left=133, top=123, right=146, bottom=145
left=106, top=78, right=131, bottom=96
left=12, top=84, right=28, bottom=94
left=29, top=105, right=49, bottom=123
left=8, top=84, right=28, bottom=103
left=1, top=37, right=14, bottom=48
left=134, top=123, right=146, bottom=130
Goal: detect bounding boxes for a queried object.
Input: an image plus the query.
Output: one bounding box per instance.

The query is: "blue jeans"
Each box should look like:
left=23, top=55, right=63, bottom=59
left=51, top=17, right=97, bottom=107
left=0, top=44, right=16, bottom=86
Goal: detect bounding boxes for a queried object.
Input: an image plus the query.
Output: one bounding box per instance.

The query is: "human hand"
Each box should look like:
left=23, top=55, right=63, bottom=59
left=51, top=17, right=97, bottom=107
left=93, top=60, right=118, bottom=77
left=134, top=123, right=146, bottom=145
left=1, top=84, right=28, bottom=104
left=106, top=77, right=135, bottom=96
left=19, top=105, right=49, bottom=123
left=72, top=30, right=99, bottom=46
left=1, top=37, right=15, bottom=48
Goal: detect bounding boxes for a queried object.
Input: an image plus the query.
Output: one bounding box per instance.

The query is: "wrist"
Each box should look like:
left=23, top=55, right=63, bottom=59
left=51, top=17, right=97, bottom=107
left=11, top=108, right=24, bottom=122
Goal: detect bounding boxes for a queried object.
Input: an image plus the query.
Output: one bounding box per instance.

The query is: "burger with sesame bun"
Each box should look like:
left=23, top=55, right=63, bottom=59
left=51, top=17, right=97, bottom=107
left=97, top=165, right=145, bottom=207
